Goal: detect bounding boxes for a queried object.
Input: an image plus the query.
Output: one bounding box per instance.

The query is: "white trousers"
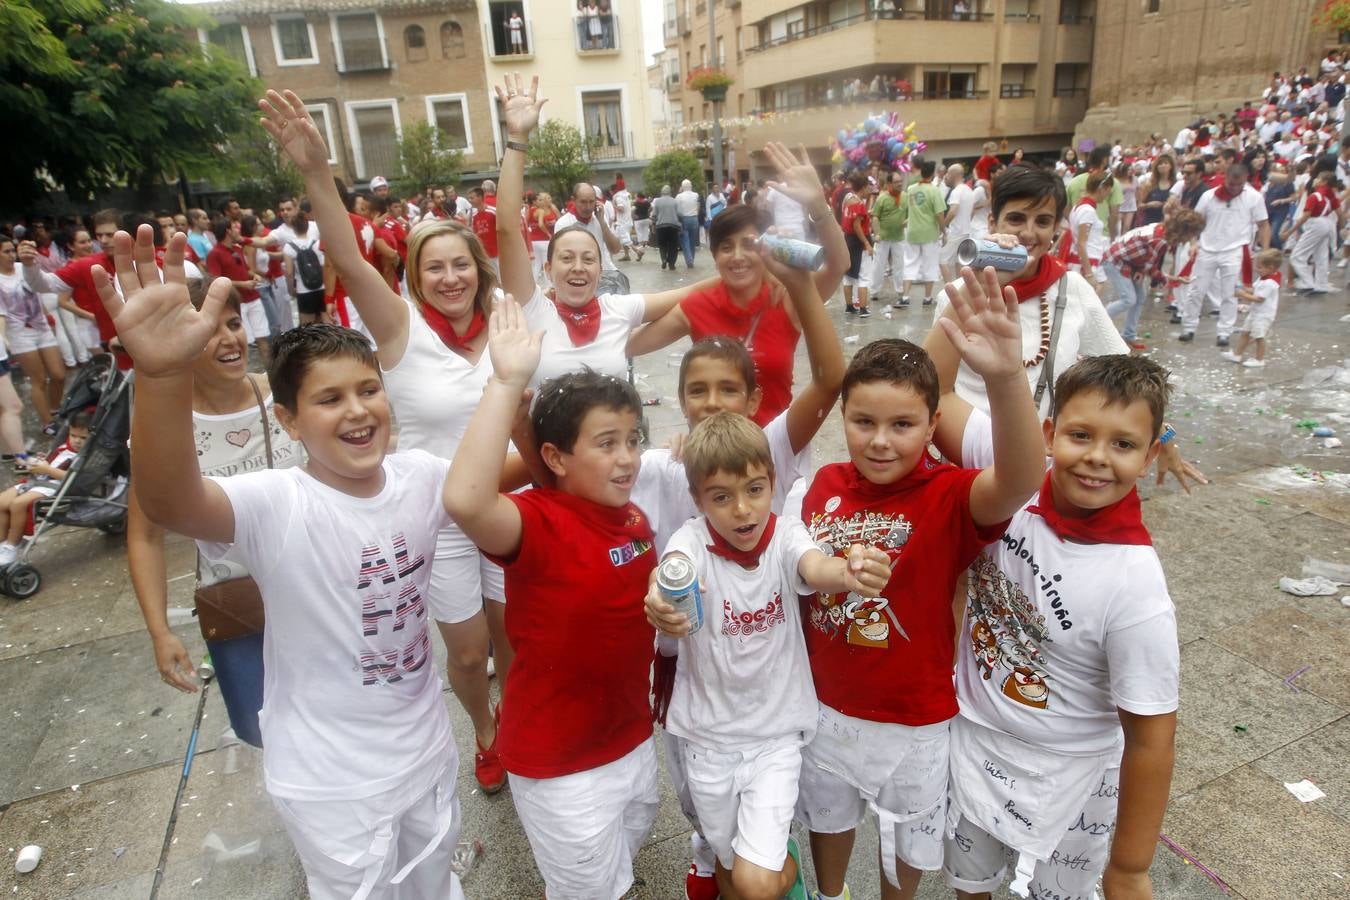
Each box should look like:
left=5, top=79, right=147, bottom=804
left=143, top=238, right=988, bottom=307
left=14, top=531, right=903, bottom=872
left=1292, top=216, right=1335, bottom=291
left=870, top=240, right=906, bottom=294
left=1180, top=245, right=1243, bottom=336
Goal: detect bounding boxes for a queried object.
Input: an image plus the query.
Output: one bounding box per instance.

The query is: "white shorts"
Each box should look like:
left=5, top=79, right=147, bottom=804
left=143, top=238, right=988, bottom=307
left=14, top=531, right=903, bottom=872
left=944, top=765, right=1121, bottom=899
left=240, top=298, right=271, bottom=343
left=6, top=322, right=58, bottom=356
left=904, top=240, right=941, bottom=283
left=683, top=734, right=802, bottom=872
left=271, top=758, right=462, bottom=900
left=426, top=530, right=505, bottom=624
left=509, top=737, right=660, bottom=900
left=634, top=220, right=651, bottom=243
left=1237, top=312, right=1274, bottom=340
left=797, top=707, right=949, bottom=879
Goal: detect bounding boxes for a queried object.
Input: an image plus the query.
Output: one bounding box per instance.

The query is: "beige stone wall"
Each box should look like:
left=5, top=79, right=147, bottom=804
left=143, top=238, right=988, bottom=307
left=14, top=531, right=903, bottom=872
left=1076, top=0, right=1337, bottom=146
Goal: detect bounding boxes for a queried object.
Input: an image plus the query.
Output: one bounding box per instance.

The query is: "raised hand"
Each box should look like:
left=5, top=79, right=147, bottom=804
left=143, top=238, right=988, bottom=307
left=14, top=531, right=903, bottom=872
left=258, top=89, right=332, bottom=175
left=841, top=544, right=893, bottom=597
left=91, top=226, right=230, bottom=378
left=1155, top=442, right=1208, bottom=495
left=763, top=141, right=826, bottom=208
left=495, top=73, right=547, bottom=141
left=937, top=265, right=1025, bottom=380
left=486, top=292, right=543, bottom=388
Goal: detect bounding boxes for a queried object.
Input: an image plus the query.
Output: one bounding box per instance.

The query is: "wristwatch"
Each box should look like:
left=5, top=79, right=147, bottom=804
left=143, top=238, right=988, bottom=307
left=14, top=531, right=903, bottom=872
left=505, top=139, right=529, bottom=154
left=1159, top=424, right=1176, bottom=446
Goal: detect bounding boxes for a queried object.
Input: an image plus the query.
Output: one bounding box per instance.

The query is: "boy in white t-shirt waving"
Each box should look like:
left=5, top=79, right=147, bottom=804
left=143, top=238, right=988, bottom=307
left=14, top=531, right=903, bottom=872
left=646, top=411, right=892, bottom=900
left=96, top=226, right=466, bottom=900
left=929, top=286, right=1179, bottom=900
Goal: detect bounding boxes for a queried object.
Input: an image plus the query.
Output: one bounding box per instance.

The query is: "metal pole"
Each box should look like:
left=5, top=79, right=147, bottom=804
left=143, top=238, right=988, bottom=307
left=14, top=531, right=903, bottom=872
left=708, top=1, right=724, bottom=191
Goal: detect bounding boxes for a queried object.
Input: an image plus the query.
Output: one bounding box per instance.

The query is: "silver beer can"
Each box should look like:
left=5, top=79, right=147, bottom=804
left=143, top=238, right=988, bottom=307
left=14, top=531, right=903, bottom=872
left=757, top=233, right=826, bottom=271
left=657, top=556, right=704, bottom=635
left=956, top=238, right=1028, bottom=272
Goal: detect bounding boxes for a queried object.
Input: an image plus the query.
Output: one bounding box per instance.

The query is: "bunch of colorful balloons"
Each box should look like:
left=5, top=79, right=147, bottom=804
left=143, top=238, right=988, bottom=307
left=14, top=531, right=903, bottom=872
left=830, top=113, right=926, bottom=173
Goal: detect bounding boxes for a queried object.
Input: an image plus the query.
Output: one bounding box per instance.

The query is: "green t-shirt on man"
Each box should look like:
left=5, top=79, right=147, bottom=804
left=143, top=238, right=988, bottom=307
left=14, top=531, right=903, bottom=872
left=871, top=190, right=907, bottom=242
left=903, top=182, right=947, bottom=245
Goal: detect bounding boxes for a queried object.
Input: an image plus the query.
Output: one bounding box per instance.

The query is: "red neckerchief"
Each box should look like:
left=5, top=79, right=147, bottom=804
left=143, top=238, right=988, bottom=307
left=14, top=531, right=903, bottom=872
left=843, top=453, right=948, bottom=500
left=550, top=293, right=602, bottom=346
left=420, top=302, right=485, bottom=353
left=1078, top=196, right=1098, bottom=209
left=1008, top=254, right=1067, bottom=303
left=705, top=513, right=777, bottom=569
left=1025, top=472, right=1152, bottom=545
left=540, top=487, right=653, bottom=543
left=1214, top=182, right=1242, bottom=202
left=1263, top=272, right=1282, bottom=285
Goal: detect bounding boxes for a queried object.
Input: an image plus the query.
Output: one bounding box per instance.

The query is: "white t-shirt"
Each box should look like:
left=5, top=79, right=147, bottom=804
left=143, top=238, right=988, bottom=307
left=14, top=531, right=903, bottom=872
left=200, top=449, right=454, bottom=801
left=1195, top=185, right=1268, bottom=253
left=521, top=286, right=644, bottom=385
left=675, top=190, right=701, bottom=218
left=613, top=189, right=633, bottom=225
left=1248, top=276, right=1279, bottom=322
left=553, top=211, right=616, bottom=271
left=1172, top=127, right=1193, bottom=151
left=194, top=380, right=305, bottom=587
left=632, top=410, right=811, bottom=554
left=947, top=182, right=976, bottom=235
left=1068, top=202, right=1107, bottom=261
left=968, top=184, right=991, bottom=237
left=766, top=188, right=805, bottom=235
left=959, top=411, right=1180, bottom=756
left=664, top=516, right=818, bottom=749
left=936, top=271, right=1128, bottom=419
left=281, top=233, right=325, bottom=293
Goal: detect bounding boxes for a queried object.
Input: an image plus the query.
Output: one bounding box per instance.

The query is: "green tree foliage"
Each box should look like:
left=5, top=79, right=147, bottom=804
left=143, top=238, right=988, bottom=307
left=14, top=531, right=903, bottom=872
left=642, top=151, right=705, bottom=199
left=394, top=120, right=465, bottom=196
left=226, top=126, right=304, bottom=213
left=0, top=0, right=260, bottom=204
left=527, top=119, right=596, bottom=201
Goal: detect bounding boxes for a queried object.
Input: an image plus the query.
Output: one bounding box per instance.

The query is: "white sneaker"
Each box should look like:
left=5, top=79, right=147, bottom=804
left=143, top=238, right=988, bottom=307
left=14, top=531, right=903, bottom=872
left=1220, top=351, right=1243, bottom=363
left=1242, top=358, right=1266, bottom=368
left=1338, top=259, right=1348, bottom=269
left=0, top=543, right=17, bottom=565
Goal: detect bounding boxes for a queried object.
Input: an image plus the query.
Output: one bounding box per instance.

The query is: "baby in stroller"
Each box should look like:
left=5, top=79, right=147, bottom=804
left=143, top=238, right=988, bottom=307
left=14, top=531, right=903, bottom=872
left=0, top=410, right=90, bottom=565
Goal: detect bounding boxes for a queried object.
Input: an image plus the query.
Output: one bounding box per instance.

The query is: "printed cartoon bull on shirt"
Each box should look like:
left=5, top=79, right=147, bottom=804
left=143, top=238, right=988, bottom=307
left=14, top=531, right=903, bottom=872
left=967, top=552, right=1052, bottom=709
left=807, top=506, right=912, bottom=646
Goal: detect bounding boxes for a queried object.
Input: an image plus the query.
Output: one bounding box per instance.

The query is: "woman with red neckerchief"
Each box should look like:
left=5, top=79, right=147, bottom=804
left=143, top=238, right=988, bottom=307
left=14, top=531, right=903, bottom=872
left=494, top=74, right=714, bottom=388
left=624, top=142, right=850, bottom=427
left=261, top=87, right=532, bottom=797
left=924, top=167, right=1207, bottom=492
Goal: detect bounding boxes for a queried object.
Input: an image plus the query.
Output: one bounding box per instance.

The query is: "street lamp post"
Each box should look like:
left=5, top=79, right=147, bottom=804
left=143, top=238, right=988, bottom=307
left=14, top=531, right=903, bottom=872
left=707, top=1, right=723, bottom=192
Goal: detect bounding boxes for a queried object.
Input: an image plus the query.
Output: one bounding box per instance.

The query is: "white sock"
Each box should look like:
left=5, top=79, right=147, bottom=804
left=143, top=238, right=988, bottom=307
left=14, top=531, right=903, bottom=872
left=690, top=831, right=716, bottom=875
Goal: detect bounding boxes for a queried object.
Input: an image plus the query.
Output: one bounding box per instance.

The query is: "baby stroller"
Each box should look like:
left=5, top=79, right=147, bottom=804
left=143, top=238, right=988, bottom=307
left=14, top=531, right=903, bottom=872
left=1, top=354, right=132, bottom=599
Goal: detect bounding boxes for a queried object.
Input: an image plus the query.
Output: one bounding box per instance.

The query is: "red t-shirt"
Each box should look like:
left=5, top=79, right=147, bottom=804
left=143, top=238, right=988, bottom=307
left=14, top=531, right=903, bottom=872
left=488, top=487, right=656, bottom=778
left=473, top=203, right=498, bottom=258
left=680, top=281, right=800, bottom=427
left=259, top=227, right=284, bottom=279
left=841, top=197, right=870, bottom=239
left=1306, top=187, right=1341, bottom=217
left=801, top=459, right=1007, bottom=726
left=526, top=209, right=552, bottom=242
left=974, top=153, right=1000, bottom=182
left=205, top=243, right=259, bottom=302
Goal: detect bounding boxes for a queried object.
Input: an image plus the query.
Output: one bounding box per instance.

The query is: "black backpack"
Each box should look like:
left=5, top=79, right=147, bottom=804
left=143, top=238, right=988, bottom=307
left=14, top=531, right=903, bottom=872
left=288, top=241, right=323, bottom=287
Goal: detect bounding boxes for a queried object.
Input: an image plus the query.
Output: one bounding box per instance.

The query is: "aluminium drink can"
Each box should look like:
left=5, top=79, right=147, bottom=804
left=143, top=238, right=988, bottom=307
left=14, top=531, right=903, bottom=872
left=657, top=556, right=704, bottom=635
left=757, top=233, right=826, bottom=271
left=956, top=238, right=1028, bottom=272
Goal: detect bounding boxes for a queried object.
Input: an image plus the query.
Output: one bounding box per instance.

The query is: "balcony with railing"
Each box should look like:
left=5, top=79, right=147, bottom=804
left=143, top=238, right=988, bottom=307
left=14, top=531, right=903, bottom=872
left=574, top=14, right=620, bottom=54
left=337, top=37, right=388, bottom=73
left=586, top=131, right=634, bottom=162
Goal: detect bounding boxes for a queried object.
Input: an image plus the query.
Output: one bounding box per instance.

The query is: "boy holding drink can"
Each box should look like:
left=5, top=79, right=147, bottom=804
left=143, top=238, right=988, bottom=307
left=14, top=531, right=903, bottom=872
left=645, top=411, right=892, bottom=900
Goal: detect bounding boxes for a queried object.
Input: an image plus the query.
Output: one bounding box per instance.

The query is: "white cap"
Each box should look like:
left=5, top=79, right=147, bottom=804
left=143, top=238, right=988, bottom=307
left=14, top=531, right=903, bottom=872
left=369, top=175, right=388, bottom=190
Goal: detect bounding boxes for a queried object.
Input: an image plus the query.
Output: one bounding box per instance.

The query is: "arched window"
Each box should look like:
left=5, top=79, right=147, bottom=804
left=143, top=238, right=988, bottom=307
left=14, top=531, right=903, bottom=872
left=405, top=24, right=426, bottom=62
left=439, top=20, right=465, bottom=58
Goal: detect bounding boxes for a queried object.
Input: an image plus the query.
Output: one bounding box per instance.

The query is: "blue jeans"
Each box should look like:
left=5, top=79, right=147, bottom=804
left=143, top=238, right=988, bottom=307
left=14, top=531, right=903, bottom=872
left=679, top=215, right=699, bottom=266
left=207, top=632, right=264, bottom=748
left=256, top=283, right=283, bottom=336
left=1103, top=261, right=1147, bottom=341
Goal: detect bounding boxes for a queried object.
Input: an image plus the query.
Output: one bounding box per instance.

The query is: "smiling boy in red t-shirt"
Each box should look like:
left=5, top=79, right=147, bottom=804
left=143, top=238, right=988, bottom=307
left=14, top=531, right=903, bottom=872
left=796, top=267, right=1045, bottom=900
